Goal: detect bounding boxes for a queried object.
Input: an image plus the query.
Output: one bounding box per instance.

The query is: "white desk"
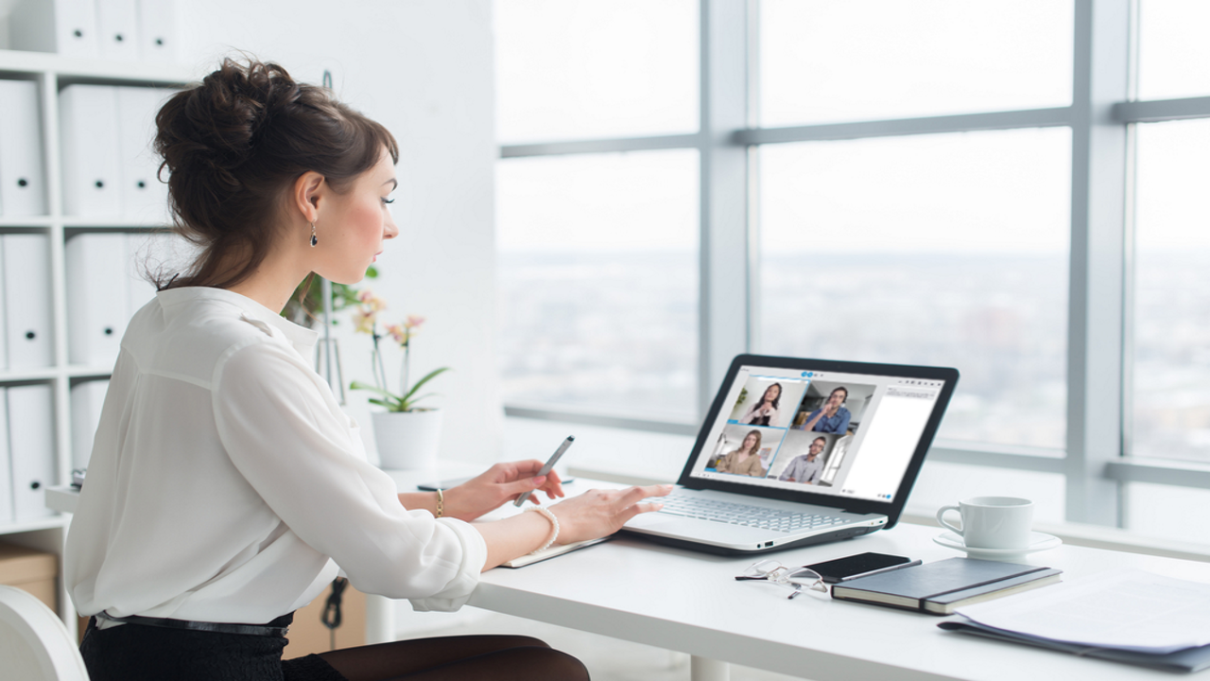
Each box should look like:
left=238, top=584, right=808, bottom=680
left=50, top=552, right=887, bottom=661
left=468, top=518, right=1210, bottom=681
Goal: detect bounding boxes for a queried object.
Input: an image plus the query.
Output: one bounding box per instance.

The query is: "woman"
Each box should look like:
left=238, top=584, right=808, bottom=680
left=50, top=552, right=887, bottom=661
left=715, top=430, right=766, bottom=477
left=740, top=383, right=781, bottom=426
left=64, top=58, right=669, bottom=681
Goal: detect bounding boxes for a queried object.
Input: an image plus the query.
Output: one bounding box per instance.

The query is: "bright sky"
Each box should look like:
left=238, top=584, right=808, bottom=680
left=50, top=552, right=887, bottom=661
left=493, top=0, right=1209, bottom=255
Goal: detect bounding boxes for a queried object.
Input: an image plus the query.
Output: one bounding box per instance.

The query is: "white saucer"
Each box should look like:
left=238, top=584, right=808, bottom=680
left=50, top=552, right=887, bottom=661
left=933, top=531, right=1062, bottom=560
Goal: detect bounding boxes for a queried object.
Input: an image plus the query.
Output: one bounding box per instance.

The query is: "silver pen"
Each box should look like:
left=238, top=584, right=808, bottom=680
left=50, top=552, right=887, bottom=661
left=514, top=436, right=575, bottom=507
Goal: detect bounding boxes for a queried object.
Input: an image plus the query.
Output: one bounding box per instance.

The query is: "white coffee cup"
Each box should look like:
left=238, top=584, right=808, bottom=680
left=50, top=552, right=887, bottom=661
left=935, top=496, right=1034, bottom=550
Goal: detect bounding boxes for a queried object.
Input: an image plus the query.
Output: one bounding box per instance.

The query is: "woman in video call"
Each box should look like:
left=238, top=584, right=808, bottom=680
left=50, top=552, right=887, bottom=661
left=740, top=383, right=782, bottom=426
left=64, top=58, right=670, bottom=681
left=715, top=430, right=767, bottom=477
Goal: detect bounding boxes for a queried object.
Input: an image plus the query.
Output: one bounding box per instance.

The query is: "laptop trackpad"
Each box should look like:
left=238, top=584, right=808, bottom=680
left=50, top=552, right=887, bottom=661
left=626, top=513, right=681, bottom=530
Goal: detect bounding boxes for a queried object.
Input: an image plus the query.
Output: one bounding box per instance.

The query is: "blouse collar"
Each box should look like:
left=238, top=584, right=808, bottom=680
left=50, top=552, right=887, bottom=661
left=155, top=287, right=319, bottom=356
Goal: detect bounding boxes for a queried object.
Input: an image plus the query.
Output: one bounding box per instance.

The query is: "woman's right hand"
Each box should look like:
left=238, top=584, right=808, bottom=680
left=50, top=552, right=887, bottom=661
left=547, top=484, right=673, bottom=545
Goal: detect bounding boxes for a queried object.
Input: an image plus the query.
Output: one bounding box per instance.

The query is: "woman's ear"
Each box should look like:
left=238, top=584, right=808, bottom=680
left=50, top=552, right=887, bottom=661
left=292, top=171, right=326, bottom=223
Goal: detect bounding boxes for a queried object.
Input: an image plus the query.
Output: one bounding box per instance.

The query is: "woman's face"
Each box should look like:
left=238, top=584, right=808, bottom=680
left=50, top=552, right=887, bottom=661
left=743, top=433, right=758, bottom=451
left=764, top=385, right=780, bottom=403
left=312, top=149, right=399, bottom=284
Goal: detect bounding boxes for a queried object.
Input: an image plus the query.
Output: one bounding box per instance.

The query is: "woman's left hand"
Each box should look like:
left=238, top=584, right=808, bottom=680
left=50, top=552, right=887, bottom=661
left=441, top=460, right=566, bottom=521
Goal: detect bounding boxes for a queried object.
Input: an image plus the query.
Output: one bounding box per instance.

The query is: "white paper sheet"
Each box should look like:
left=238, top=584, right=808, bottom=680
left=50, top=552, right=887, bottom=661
left=957, top=568, right=1210, bottom=654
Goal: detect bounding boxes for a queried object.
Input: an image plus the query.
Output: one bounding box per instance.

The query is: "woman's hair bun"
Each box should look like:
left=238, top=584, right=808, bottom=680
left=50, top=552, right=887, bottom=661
left=151, top=56, right=398, bottom=291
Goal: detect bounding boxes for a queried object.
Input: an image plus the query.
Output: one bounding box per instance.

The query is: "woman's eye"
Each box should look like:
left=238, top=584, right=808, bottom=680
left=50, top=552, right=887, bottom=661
left=382, top=197, right=395, bottom=205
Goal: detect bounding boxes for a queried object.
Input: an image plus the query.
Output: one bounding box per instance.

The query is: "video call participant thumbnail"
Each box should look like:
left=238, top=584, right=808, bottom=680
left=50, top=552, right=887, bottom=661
left=777, top=436, right=827, bottom=485
left=715, top=429, right=767, bottom=477
left=801, top=386, right=850, bottom=434
left=740, top=383, right=782, bottom=426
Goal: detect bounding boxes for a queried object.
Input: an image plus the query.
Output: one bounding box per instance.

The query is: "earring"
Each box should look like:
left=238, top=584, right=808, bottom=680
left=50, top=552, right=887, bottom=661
left=310, top=221, right=318, bottom=247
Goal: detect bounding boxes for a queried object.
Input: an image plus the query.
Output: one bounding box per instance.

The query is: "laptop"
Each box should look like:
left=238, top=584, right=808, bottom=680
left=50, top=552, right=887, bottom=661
left=622, top=354, right=959, bottom=555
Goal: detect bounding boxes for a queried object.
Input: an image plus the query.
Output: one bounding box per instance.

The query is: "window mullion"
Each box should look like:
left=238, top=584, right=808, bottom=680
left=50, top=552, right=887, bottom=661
left=1066, top=0, right=1131, bottom=525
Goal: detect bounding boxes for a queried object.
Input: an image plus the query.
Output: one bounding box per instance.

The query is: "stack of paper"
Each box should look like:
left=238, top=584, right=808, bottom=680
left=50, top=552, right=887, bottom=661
left=941, top=569, right=1210, bottom=672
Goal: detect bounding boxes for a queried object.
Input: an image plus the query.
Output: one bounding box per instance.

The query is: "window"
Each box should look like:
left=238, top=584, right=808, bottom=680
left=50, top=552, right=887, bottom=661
left=497, top=151, right=699, bottom=419
left=758, top=129, right=1071, bottom=448
left=759, top=0, right=1073, bottom=126
left=495, top=1, right=1210, bottom=530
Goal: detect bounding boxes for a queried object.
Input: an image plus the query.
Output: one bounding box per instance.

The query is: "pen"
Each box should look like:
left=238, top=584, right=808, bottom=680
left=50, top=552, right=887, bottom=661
left=514, top=436, right=575, bottom=507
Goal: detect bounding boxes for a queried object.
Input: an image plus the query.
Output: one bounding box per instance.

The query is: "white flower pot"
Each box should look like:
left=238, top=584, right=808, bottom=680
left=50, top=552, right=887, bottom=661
left=371, top=409, right=443, bottom=471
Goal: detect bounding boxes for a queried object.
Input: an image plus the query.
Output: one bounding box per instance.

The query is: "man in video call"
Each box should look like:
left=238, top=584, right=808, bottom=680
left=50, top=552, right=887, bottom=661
left=801, top=386, right=851, bottom=434
left=778, top=436, right=827, bottom=484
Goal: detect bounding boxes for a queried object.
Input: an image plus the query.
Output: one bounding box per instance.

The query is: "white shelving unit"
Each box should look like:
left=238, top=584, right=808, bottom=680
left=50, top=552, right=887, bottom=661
left=0, top=46, right=195, bottom=633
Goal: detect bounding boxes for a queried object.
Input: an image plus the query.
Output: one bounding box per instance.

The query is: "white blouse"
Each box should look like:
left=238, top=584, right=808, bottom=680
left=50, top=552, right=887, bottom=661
left=65, top=287, right=487, bottom=625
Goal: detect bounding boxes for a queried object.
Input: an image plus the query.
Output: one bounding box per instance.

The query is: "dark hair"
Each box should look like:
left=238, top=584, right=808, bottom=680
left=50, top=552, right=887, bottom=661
left=830, top=387, right=848, bottom=402
left=762, top=382, right=782, bottom=410
left=152, top=57, right=399, bottom=290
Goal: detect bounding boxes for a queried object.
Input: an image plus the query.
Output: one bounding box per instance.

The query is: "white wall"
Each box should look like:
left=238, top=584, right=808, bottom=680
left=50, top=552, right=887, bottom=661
left=177, top=0, right=503, bottom=465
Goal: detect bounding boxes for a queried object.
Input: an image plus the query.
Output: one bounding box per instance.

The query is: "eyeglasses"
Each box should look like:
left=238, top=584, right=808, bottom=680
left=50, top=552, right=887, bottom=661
left=735, top=560, right=829, bottom=600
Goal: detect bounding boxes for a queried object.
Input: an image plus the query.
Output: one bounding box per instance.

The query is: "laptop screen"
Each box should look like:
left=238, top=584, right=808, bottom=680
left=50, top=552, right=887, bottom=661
left=683, top=359, right=955, bottom=506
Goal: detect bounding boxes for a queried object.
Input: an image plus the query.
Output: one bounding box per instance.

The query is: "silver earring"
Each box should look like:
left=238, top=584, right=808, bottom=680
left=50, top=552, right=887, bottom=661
left=310, top=221, right=318, bottom=247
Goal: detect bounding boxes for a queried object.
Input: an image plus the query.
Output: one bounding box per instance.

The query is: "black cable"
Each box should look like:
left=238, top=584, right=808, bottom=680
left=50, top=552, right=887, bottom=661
left=322, top=577, right=348, bottom=650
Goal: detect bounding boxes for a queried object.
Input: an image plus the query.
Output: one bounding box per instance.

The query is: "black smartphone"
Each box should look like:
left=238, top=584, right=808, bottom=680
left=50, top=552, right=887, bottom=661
left=805, top=552, right=918, bottom=583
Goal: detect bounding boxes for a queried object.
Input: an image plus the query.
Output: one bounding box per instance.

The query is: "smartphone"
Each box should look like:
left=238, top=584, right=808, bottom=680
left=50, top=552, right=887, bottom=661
left=805, top=552, right=918, bottom=584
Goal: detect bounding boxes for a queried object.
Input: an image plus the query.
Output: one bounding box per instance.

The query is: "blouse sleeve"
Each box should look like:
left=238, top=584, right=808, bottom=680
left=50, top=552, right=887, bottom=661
left=211, top=339, right=486, bottom=612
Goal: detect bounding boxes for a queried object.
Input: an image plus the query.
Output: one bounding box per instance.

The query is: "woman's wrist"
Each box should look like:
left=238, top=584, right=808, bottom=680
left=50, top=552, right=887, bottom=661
left=526, top=507, right=559, bottom=553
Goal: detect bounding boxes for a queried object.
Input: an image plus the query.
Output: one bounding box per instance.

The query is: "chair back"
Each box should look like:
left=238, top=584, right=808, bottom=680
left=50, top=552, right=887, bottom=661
left=0, top=585, right=89, bottom=681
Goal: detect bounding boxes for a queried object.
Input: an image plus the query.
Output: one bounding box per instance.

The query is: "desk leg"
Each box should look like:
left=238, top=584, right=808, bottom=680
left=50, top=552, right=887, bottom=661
left=365, top=594, right=395, bottom=644
left=690, top=656, right=729, bottom=681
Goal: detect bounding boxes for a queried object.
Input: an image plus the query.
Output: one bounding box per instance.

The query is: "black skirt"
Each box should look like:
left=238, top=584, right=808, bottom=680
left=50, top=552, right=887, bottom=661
left=80, top=614, right=348, bottom=681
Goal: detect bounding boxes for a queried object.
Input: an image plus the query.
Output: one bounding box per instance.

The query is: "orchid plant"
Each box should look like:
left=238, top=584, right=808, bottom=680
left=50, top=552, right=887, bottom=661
left=348, top=290, right=450, bottom=412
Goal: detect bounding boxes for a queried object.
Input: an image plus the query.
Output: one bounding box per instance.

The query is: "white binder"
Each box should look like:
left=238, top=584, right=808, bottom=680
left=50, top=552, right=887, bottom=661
left=125, top=232, right=161, bottom=317
left=116, top=87, right=172, bottom=224
left=60, top=85, right=123, bottom=218
left=7, top=383, right=56, bottom=521
left=66, top=233, right=127, bottom=367
left=0, top=390, right=14, bottom=524
left=0, top=239, right=6, bottom=372
left=8, top=0, right=101, bottom=58
left=2, top=234, right=54, bottom=369
left=136, top=0, right=177, bottom=63
left=0, top=79, right=49, bottom=217
left=95, top=0, right=140, bottom=62
left=70, top=379, right=109, bottom=471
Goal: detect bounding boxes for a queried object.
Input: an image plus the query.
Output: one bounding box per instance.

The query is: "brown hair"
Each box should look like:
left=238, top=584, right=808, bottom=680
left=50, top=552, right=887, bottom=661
left=152, top=57, right=399, bottom=290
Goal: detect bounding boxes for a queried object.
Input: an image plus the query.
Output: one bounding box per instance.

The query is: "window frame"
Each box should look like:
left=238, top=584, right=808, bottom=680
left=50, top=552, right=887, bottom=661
left=497, top=0, right=1210, bottom=528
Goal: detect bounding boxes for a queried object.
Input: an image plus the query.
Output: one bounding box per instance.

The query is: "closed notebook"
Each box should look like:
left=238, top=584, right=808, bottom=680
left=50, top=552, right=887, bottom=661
left=831, top=557, right=1061, bottom=615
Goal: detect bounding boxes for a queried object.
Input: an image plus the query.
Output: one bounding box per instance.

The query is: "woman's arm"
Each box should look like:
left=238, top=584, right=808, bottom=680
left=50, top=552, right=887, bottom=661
left=475, top=485, right=671, bottom=570
left=397, top=461, right=566, bottom=521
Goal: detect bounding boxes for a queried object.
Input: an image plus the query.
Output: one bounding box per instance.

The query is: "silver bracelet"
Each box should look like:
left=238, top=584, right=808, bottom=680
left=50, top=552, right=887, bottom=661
left=526, top=507, right=559, bottom=553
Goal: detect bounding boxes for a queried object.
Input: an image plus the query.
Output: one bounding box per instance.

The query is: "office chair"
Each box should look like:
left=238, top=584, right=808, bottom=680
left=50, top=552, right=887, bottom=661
left=0, top=585, right=89, bottom=681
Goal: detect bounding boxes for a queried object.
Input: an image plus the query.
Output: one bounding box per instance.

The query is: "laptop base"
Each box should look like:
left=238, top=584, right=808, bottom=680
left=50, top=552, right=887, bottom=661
left=619, top=524, right=879, bottom=556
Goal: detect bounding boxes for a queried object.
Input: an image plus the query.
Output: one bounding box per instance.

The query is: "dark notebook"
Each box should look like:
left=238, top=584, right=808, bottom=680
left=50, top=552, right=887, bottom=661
left=831, top=557, right=1062, bottom=615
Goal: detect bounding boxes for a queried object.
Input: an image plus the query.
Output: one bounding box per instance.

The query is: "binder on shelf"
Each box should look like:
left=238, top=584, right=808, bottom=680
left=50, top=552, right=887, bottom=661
left=0, top=239, right=6, bottom=372
left=7, top=384, right=56, bottom=522
left=70, top=379, right=109, bottom=471
left=60, top=85, right=123, bottom=218
left=8, top=0, right=101, bottom=58
left=0, top=79, right=49, bottom=217
left=0, top=390, right=14, bottom=525
left=66, top=233, right=127, bottom=367
left=136, top=0, right=178, bottom=63
left=95, top=0, right=141, bottom=62
left=117, top=87, right=172, bottom=224
left=2, top=235, right=54, bottom=370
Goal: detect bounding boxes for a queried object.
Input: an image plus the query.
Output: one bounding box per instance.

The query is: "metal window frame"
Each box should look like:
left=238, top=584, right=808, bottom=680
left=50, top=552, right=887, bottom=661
left=497, top=0, right=1210, bottom=524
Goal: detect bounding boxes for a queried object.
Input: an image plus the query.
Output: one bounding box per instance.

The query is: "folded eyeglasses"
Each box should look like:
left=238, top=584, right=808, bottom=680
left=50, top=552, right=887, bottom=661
left=735, top=560, right=829, bottom=600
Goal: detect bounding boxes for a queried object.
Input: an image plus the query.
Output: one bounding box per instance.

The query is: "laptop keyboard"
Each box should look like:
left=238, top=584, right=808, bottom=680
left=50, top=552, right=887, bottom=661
left=648, top=490, right=847, bottom=533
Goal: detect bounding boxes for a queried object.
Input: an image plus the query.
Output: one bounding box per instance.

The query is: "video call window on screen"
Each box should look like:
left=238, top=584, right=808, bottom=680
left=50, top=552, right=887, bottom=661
left=699, top=367, right=943, bottom=502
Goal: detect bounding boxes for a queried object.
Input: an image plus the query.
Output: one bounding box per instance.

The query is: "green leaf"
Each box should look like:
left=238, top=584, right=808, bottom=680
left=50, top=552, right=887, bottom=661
left=350, top=381, right=402, bottom=406
left=401, top=367, right=451, bottom=402
left=400, top=392, right=439, bottom=411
